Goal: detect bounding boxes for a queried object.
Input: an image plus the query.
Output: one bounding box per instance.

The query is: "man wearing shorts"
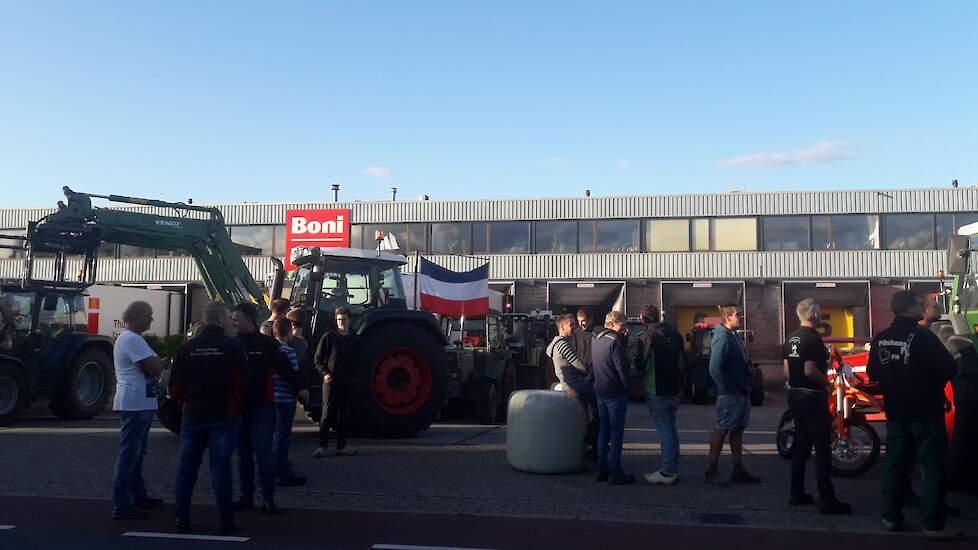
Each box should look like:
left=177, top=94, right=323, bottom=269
left=706, top=305, right=760, bottom=485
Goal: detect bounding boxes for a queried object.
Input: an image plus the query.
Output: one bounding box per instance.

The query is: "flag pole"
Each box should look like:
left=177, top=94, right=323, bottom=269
left=413, top=251, right=420, bottom=311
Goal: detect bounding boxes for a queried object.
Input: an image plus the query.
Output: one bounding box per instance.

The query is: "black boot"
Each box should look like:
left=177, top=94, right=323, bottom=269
left=175, top=518, right=192, bottom=534
left=217, top=518, right=236, bottom=535
left=232, top=497, right=253, bottom=511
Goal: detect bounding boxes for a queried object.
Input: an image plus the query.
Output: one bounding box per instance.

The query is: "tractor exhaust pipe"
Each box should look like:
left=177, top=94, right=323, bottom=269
left=269, top=257, right=285, bottom=301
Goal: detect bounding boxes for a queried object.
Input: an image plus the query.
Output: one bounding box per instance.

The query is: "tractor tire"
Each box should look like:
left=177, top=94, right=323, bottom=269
left=690, top=366, right=710, bottom=405
left=776, top=409, right=795, bottom=459
left=353, top=323, right=448, bottom=438
left=476, top=378, right=500, bottom=425
left=495, top=361, right=517, bottom=423
left=50, top=347, right=114, bottom=420
left=0, top=362, right=28, bottom=423
left=156, top=366, right=182, bottom=434
left=749, top=368, right=765, bottom=407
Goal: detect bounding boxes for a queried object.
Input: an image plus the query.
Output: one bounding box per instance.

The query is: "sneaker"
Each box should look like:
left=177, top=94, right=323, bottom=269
left=923, top=527, right=963, bottom=541
left=595, top=468, right=609, bottom=482
left=818, top=499, right=853, bottom=515
left=881, top=518, right=902, bottom=532
left=312, top=447, right=328, bottom=458
left=278, top=475, right=307, bottom=487
left=111, top=507, right=151, bottom=520
left=644, top=471, right=678, bottom=486
left=789, top=493, right=815, bottom=506
left=608, top=472, right=636, bottom=485
left=232, top=497, right=254, bottom=511
left=730, top=468, right=761, bottom=484
left=135, top=496, right=164, bottom=509
left=335, top=446, right=358, bottom=456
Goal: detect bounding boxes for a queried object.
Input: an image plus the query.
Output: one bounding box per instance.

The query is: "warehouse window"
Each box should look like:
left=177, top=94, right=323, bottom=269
left=712, top=218, right=758, bottom=251
left=472, top=223, right=489, bottom=254
left=936, top=214, right=954, bottom=250
left=579, top=220, right=640, bottom=253
left=885, top=214, right=934, bottom=250
left=229, top=225, right=275, bottom=256
left=812, top=215, right=879, bottom=250
left=431, top=223, right=471, bottom=254
left=763, top=217, right=810, bottom=251
left=692, top=219, right=710, bottom=251
left=119, top=244, right=156, bottom=258
left=645, top=219, right=689, bottom=252
left=535, top=221, right=577, bottom=253
left=0, top=231, right=25, bottom=259
left=489, top=222, right=530, bottom=254
left=360, top=224, right=427, bottom=254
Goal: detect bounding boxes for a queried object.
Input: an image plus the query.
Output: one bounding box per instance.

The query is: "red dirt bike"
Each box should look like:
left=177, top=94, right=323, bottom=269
left=775, top=338, right=956, bottom=477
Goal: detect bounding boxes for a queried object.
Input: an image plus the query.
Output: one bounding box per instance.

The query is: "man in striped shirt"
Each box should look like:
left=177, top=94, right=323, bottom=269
left=272, top=318, right=309, bottom=488
left=547, top=313, right=597, bottom=458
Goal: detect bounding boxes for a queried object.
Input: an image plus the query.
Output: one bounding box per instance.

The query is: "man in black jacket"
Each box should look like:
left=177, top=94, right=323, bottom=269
left=231, top=302, right=300, bottom=515
left=170, top=301, right=246, bottom=535
left=313, top=307, right=361, bottom=458
left=868, top=290, right=959, bottom=540
left=636, top=305, right=684, bottom=486
left=591, top=311, right=635, bottom=485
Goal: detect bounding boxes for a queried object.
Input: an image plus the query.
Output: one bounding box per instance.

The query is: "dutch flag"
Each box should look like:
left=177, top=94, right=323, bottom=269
left=418, top=257, right=490, bottom=317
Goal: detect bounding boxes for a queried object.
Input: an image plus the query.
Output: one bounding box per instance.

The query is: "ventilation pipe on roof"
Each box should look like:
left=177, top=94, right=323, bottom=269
left=331, top=183, right=340, bottom=202
left=419, top=194, right=430, bottom=201
left=585, top=189, right=591, bottom=197
left=390, top=187, right=398, bottom=201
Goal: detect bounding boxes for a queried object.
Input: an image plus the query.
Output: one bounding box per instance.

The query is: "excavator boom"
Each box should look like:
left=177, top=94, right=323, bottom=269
left=24, top=187, right=269, bottom=316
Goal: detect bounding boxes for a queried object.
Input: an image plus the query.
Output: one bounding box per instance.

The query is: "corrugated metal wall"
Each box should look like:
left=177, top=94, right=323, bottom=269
left=2, top=187, right=977, bottom=228
left=0, top=251, right=945, bottom=284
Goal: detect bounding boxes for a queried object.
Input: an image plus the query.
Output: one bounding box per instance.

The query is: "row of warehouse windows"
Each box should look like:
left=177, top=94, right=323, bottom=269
left=2, top=213, right=976, bottom=259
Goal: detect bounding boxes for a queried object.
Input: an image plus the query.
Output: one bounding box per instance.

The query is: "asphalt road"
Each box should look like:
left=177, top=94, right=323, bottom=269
left=1, top=393, right=975, bottom=549
left=0, top=494, right=973, bottom=550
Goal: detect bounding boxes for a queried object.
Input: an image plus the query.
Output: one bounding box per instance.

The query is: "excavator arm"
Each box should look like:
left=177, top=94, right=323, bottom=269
left=24, top=187, right=270, bottom=317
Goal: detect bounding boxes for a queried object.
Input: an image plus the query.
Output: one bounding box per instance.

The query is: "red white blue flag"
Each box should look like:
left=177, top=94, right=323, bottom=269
left=418, top=257, right=490, bottom=317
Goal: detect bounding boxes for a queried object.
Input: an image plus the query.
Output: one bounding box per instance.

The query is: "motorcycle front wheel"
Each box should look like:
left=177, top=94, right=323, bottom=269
left=830, top=420, right=881, bottom=477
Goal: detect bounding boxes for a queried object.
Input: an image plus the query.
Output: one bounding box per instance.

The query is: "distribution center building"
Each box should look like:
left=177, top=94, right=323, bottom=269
left=1, top=186, right=973, bottom=369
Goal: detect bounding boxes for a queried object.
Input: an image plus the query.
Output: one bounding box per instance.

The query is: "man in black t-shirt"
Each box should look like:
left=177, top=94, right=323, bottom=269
left=782, top=299, right=851, bottom=515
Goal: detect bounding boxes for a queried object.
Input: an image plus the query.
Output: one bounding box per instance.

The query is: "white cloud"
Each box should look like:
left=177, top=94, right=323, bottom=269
left=717, top=141, right=857, bottom=168
left=364, top=166, right=393, bottom=178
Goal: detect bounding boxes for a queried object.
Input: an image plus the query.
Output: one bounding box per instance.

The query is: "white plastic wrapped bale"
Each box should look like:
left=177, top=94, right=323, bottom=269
left=506, top=390, right=589, bottom=474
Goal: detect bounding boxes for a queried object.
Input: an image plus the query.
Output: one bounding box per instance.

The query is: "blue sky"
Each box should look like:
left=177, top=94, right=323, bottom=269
left=1, top=1, right=976, bottom=208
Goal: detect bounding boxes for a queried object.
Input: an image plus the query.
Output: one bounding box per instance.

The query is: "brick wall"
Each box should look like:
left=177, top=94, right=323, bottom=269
left=745, top=282, right=783, bottom=363
left=625, top=281, right=660, bottom=317
left=870, top=284, right=903, bottom=334
left=514, top=281, right=547, bottom=313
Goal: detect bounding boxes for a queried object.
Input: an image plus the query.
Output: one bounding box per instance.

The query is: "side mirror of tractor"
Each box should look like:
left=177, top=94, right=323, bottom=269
left=947, top=235, right=971, bottom=275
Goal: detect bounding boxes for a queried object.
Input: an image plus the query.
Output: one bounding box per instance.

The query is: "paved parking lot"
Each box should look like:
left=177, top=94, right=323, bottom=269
left=1, top=392, right=975, bottom=537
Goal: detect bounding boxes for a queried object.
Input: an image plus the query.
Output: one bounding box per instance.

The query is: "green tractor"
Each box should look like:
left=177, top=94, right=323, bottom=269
left=0, top=281, right=115, bottom=422
left=440, top=311, right=518, bottom=424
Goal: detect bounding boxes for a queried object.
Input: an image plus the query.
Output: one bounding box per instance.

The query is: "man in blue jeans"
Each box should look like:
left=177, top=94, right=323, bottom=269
left=232, top=302, right=301, bottom=515
left=271, top=318, right=309, bottom=486
left=170, top=301, right=247, bottom=534
left=591, top=311, right=635, bottom=485
left=636, top=305, right=684, bottom=486
left=706, top=305, right=761, bottom=485
left=111, top=301, right=164, bottom=520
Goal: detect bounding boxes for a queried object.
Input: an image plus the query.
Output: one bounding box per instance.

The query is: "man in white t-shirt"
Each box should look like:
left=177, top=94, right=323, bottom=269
left=111, top=300, right=163, bottom=520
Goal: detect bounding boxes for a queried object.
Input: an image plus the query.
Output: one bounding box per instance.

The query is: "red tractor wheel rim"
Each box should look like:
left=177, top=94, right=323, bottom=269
left=371, top=347, right=433, bottom=415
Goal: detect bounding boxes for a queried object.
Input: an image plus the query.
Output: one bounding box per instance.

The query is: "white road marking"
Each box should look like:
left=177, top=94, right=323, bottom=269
left=0, top=525, right=16, bottom=530
left=373, top=545, right=499, bottom=550
left=123, top=531, right=249, bottom=542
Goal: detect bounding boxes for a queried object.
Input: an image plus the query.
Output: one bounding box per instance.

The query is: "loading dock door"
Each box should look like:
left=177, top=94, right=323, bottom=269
left=660, top=282, right=745, bottom=347
left=781, top=281, right=870, bottom=347
left=547, top=281, right=626, bottom=317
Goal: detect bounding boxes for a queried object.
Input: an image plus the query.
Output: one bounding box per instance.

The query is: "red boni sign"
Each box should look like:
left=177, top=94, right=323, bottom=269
left=285, top=208, right=351, bottom=269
